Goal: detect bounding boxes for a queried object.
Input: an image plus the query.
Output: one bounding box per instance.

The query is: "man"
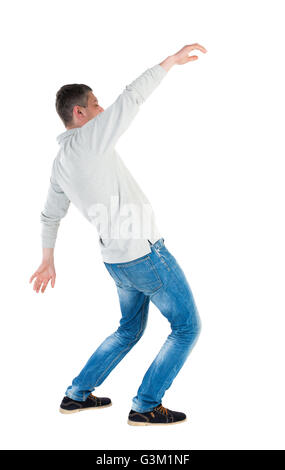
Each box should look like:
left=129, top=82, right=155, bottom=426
left=30, top=44, right=207, bottom=426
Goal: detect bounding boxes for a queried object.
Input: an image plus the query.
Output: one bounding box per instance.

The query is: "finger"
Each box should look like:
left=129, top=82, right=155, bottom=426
left=51, top=276, right=56, bottom=288
left=34, top=279, right=42, bottom=293
left=195, top=44, right=207, bottom=53
left=37, top=280, right=44, bottom=293
left=188, top=55, right=198, bottom=61
left=189, top=44, right=207, bottom=53
left=41, top=280, right=49, bottom=293
left=30, top=272, right=38, bottom=283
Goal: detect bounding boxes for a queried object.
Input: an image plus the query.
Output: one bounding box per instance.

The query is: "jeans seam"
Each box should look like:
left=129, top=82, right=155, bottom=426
left=94, top=296, right=149, bottom=387
left=94, top=339, right=137, bottom=387
left=162, top=251, right=193, bottom=300
left=138, top=295, right=148, bottom=334
left=167, top=263, right=200, bottom=329
left=155, top=362, right=180, bottom=401
left=159, top=254, right=171, bottom=272
left=152, top=245, right=171, bottom=272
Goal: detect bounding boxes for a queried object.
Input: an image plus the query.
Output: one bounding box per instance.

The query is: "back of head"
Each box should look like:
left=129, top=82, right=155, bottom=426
left=55, top=83, right=92, bottom=128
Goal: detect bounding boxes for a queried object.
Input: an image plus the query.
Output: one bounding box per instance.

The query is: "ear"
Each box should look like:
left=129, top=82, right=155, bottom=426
left=74, top=104, right=84, bottom=116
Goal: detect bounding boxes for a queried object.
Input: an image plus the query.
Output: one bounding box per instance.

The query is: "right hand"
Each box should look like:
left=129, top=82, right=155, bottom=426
left=173, top=44, right=207, bottom=65
left=29, top=260, right=56, bottom=293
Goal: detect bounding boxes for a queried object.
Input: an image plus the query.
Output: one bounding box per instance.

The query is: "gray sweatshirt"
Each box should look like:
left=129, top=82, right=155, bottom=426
left=40, top=63, right=168, bottom=263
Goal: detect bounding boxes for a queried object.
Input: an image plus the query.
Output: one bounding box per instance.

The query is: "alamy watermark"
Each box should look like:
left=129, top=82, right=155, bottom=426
left=87, top=195, right=159, bottom=240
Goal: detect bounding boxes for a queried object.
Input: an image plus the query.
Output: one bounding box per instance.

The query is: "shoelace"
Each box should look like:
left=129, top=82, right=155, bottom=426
left=89, top=393, right=98, bottom=400
left=154, top=404, right=168, bottom=415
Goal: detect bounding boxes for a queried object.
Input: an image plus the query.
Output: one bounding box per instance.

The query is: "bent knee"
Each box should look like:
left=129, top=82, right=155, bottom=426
left=117, top=324, right=147, bottom=343
left=194, top=311, right=202, bottom=336
left=176, top=307, right=202, bottom=338
left=187, top=316, right=201, bottom=339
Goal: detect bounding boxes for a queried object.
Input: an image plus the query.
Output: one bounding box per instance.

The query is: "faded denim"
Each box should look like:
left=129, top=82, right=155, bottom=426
left=65, top=238, right=201, bottom=412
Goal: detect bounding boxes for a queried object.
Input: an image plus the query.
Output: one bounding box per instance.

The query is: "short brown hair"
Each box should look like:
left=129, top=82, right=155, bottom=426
left=55, top=83, right=92, bottom=127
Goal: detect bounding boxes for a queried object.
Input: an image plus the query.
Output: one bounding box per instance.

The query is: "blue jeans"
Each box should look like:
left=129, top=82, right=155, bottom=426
left=65, top=238, right=201, bottom=412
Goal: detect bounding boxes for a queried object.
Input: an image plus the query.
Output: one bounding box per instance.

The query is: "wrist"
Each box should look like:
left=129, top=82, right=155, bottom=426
left=42, top=247, right=54, bottom=264
left=159, top=55, right=176, bottom=72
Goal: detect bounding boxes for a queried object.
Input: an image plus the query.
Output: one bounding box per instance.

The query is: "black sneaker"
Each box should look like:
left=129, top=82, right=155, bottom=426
left=59, top=393, right=112, bottom=414
left=127, top=404, right=187, bottom=426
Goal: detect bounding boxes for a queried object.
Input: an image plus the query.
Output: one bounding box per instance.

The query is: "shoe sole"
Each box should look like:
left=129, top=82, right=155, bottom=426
left=127, top=417, right=187, bottom=426
left=59, top=402, right=112, bottom=414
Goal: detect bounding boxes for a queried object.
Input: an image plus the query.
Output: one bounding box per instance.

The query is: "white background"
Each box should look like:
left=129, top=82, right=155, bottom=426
left=1, top=0, right=284, bottom=450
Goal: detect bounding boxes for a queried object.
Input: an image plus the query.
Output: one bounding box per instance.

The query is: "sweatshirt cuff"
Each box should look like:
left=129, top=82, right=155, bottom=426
left=42, top=238, right=57, bottom=249
left=153, top=63, right=168, bottom=77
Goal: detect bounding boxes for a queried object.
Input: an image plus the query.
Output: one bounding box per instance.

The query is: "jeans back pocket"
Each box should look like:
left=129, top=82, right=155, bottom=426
left=117, top=256, right=163, bottom=295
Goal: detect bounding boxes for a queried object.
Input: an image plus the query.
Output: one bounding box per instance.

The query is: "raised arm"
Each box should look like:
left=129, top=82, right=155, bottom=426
left=74, top=44, right=207, bottom=156
left=74, top=62, right=169, bottom=155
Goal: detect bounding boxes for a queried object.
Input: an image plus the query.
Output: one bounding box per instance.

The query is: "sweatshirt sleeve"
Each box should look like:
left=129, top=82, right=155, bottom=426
left=40, top=171, right=71, bottom=248
left=76, top=63, right=168, bottom=155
